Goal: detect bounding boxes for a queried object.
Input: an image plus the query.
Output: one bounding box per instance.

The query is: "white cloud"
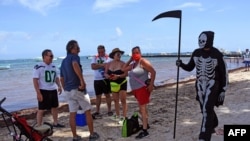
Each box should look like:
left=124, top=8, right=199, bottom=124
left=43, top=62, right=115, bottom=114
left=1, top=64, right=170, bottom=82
left=215, top=7, right=231, bottom=13
left=0, top=31, right=32, bottom=41
left=18, top=0, right=61, bottom=15
left=50, top=32, right=62, bottom=41
left=93, top=0, right=140, bottom=13
left=108, top=27, right=123, bottom=41
left=116, top=27, right=122, bottom=37
left=176, top=2, right=204, bottom=11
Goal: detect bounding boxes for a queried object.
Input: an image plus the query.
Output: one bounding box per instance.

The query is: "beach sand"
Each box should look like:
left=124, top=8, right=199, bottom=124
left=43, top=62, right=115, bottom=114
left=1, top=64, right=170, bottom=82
left=0, top=67, right=249, bottom=141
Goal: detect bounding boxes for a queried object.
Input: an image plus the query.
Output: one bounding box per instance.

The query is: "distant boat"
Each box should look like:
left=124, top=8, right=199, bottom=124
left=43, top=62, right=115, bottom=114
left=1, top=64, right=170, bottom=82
left=34, top=57, right=58, bottom=61
left=86, top=56, right=94, bottom=59
left=34, top=57, right=42, bottom=62
left=58, top=56, right=66, bottom=59
left=0, top=64, right=10, bottom=70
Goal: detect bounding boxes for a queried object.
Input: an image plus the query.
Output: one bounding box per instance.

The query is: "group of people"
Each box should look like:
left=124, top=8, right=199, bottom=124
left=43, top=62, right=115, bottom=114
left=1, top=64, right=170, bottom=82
left=32, top=30, right=228, bottom=141
left=32, top=40, right=156, bottom=140
left=90, top=45, right=156, bottom=139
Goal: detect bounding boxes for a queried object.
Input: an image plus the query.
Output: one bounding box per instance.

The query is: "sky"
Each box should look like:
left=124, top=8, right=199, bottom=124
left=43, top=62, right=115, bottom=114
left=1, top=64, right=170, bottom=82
left=0, top=0, right=250, bottom=60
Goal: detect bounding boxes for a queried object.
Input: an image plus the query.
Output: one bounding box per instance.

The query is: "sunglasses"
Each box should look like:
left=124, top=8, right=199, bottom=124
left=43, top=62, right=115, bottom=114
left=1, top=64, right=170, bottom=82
left=98, top=51, right=105, bottom=54
left=115, top=52, right=121, bottom=56
left=47, top=55, right=54, bottom=58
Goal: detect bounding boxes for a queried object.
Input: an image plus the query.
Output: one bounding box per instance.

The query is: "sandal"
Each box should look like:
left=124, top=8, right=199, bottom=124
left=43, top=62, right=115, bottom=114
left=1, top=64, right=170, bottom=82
left=92, top=112, right=100, bottom=116
left=92, top=112, right=102, bottom=119
left=107, top=111, right=113, bottom=116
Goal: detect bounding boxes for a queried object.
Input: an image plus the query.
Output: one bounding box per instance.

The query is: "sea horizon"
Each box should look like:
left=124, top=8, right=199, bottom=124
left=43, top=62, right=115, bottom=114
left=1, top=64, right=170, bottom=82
left=0, top=56, right=244, bottom=112
left=0, top=49, right=243, bottom=61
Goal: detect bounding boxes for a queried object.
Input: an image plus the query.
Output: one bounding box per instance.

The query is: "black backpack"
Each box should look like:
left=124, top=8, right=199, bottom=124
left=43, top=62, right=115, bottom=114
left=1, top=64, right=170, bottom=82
left=121, top=112, right=141, bottom=137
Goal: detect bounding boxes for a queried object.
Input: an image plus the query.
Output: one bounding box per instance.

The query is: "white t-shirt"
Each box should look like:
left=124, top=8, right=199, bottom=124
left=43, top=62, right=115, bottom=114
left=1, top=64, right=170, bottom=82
left=91, top=55, right=111, bottom=80
left=243, top=52, right=250, bottom=61
left=33, top=62, right=59, bottom=90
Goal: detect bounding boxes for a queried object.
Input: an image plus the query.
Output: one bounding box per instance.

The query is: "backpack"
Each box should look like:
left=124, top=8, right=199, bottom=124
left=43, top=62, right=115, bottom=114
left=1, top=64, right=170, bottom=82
left=121, top=112, right=141, bottom=137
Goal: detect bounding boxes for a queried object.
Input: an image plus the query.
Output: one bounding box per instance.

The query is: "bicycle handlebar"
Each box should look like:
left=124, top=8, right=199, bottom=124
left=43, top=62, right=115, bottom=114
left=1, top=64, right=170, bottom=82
left=0, top=97, right=6, bottom=107
left=0, top=97, right=12, bottom=116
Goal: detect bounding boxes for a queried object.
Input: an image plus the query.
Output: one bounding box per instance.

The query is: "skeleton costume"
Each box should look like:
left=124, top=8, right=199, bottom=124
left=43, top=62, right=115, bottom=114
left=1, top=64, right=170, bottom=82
left=178, top=31, right=228, bottom=141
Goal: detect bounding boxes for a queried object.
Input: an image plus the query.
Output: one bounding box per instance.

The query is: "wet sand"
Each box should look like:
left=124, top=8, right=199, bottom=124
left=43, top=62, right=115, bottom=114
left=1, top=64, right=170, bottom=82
left=0, top=67, right=250, bottom=141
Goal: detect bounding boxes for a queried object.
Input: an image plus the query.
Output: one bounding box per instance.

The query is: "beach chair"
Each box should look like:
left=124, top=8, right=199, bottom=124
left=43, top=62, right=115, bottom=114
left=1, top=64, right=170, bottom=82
left=0, top=97, right=53, bottom=141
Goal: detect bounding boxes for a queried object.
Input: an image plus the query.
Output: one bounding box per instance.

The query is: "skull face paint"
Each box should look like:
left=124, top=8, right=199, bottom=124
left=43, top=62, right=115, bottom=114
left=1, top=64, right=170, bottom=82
left=199, top=33, right=207, bottom=48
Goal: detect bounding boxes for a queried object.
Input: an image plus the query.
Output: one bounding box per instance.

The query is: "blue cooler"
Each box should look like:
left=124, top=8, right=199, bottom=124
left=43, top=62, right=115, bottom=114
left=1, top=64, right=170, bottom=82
left=76, top=110, right=87, bottom=126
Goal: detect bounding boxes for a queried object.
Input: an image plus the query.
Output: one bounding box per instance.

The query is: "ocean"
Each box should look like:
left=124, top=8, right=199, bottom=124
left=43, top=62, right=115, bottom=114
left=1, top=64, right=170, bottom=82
left=0, top=56, right=244, bottom=112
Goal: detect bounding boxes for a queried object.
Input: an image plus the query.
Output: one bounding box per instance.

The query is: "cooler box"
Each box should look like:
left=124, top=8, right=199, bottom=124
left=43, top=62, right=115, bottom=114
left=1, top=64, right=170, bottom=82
left=76, top=110, right=87, bottom=126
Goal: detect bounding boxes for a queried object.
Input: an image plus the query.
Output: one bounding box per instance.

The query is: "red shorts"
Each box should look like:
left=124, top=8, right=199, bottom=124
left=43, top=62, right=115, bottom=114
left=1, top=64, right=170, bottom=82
left=132, top=86, right=150, bottom=105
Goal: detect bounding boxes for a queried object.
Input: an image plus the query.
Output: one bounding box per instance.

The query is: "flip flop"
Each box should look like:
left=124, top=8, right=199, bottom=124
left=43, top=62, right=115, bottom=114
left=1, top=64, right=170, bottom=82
left=92, top=112, right=102, bottom=119
left=216, top=128, right=224, bottom=135
left=107, top=111, right=113, bottom=116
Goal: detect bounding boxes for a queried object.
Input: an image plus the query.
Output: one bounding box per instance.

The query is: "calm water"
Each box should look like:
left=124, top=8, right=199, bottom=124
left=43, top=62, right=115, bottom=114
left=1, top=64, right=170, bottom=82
left=0, top=56, right=244, bottom=112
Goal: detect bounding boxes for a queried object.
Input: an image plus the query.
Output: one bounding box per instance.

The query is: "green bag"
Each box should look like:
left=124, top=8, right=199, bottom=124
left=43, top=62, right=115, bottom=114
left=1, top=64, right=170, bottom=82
left=110, top=79, right=127, bottom=92
left=121, top=112, right=141, bottom=137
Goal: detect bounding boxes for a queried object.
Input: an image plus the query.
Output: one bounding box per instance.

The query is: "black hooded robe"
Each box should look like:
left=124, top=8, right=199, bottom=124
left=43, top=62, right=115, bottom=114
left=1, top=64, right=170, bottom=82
left=180, top=31, right=228, bottom=141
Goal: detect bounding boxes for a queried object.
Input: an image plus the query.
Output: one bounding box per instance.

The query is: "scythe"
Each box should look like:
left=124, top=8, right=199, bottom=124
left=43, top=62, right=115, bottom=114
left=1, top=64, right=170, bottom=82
left=152, top=10, right=182, bottom=139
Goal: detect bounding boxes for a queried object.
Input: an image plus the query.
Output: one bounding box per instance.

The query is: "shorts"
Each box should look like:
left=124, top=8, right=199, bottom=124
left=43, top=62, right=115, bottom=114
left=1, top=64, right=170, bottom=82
left=94, top=79, right=110, bottom=95
left=38, top=89, right=59, bottom=110
left=64, top=89, right=92, bottom=113
left=119, top=81, right=127, bottom=91
left=244, top=61, right=250, bottom=65
left=132, top=86, right=150, bottom=105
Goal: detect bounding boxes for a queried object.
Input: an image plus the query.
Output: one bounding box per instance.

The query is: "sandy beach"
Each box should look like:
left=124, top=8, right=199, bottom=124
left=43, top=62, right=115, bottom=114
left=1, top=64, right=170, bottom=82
left=0, top=67, right=250, bottom=141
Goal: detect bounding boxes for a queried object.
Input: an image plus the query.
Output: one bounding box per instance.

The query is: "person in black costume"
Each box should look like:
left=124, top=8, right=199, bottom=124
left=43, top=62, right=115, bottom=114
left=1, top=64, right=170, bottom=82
left=176, top=31, right=228, bottom=141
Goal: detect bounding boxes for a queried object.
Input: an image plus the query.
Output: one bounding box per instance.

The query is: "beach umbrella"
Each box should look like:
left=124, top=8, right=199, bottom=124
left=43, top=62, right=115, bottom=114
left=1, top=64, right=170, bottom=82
left=152, top=10, right=182, bottom=139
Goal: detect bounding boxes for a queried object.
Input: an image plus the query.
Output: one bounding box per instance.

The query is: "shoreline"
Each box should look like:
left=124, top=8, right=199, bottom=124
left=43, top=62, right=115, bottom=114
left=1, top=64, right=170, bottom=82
left=0, top=57, right=244, bottom=113
left=2, top=66, right=245, bottom=121
left=0, top=67, right=249, bottom=140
